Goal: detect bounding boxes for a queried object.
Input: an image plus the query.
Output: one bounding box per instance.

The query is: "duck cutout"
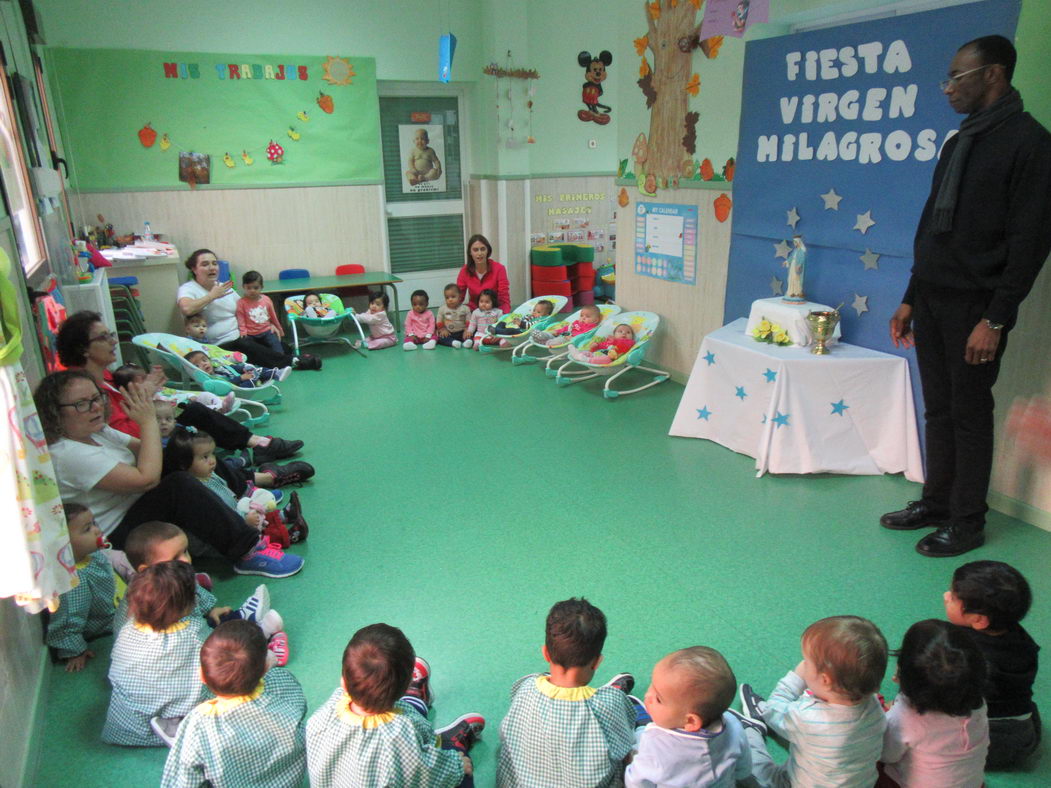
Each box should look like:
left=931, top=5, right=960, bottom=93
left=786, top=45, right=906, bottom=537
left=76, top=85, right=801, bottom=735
left=241, top=150, right=254, bottom=166
left=287, top=127, right=301, bottom=141
left=297, top=110, right=310, bottom=122
left=223, top=152, right=236, bottom=168
left=159, top=133, right=171, bottom=151
left=266, top=140, right=285, bottom=164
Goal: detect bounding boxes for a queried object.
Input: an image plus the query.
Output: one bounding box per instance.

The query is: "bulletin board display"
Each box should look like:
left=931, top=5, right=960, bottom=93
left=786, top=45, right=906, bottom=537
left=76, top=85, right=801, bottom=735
left=45, top=48, right=381, bottom=191
left=634, top=202, right=698, bottom=285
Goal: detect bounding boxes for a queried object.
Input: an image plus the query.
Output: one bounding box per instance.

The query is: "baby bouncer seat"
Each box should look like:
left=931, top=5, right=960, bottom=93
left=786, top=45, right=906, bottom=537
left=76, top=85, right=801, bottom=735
left=477, top=295, right=568, bottom=354
left=512, top=303, right=622, bottom=369
left=552, top=311, right=668, bottom=399
left=283, top=293, right=367, bottom=358
left=132, top=333, right=282, bottom=405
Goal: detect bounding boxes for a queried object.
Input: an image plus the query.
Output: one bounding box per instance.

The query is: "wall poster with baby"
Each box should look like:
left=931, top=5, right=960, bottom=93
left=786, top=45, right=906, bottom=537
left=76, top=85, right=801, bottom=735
left=399, top=124, right=447, bottom=194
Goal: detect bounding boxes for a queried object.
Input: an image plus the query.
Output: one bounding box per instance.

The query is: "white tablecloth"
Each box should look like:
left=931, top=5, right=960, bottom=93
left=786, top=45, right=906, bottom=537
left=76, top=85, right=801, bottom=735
left=669, top=319, right=924, bottom=481
left=745, top=297, right=842, bottom=348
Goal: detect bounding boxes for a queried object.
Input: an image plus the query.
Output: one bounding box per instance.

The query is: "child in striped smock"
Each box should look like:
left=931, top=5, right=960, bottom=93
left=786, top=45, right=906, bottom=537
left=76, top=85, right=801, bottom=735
left=465, top=289, right=502, bottom=351
left=307, top=623, right=486, bottom=787
left=46, top=503, right=125, bottom=672
left=161, top=620, right=308, bottom=786
left=735, top=616, right=889, bottom=788
left=497, top=597, right=638, bottom=788
left=102, top=560, right=208, bottom=746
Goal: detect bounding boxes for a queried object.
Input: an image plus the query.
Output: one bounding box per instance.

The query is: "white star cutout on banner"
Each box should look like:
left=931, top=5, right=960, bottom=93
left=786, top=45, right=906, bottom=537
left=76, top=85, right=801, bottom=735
left=770, top=276, right=784, bottom=296
left=774, top=240, right=791, bottom=259
left=820, top=188, right=843, bottom=210
left=787, top=206, right=800, bottom=230
left=854, top=210, right=876, bottom=234
left=851, top=292, right=869, bottom=316
left=860, top=249, right=880, bottom=270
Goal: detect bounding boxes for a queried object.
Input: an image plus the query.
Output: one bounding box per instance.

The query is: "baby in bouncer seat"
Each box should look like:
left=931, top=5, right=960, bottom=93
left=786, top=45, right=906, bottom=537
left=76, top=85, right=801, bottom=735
left=569, top=323, right=635, bottom=365
left=532, top=304, right=602, bottom=348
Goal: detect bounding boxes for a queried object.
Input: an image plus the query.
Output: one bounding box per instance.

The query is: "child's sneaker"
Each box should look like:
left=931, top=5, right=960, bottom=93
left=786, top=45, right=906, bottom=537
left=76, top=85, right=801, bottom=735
left=259, top=609, right=284, bottom=639
left=285, top=491, right=309, bottom=544
left=629, top=695, right=652, bottom=727
left=267, top=631, right=289, bottom=666
left=452, top=340, right=462, bottom=349
left=727, top=707, right=767, bottom=737
left=238, top=584, right=271, bottom=622
left=195, top=572, right=213, bottom=591
left=149, top=716, right=183, bottom=747
left=602, top=672, right=635, bottom=695
left=221, top=391, right=237, bottom=412
left=462, top=339, right=473, bottom=349
left=276, top=366, right=293, bottom=381
left=404, top=657, right=433, bottom=709
left=422, top=339, right=436, bottom=350
left=234, top=538, right=304, bottom=578
left=258, top=461, right=315, bottom=487
left=403, top=341, right=417, bottom=351
left=436, top=713, right=486, bottom=753
left=739, top=684, right=768, bottom=722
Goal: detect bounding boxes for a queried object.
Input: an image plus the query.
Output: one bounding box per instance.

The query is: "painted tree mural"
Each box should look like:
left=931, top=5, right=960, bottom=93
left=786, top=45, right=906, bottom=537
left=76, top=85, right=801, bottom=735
left=634, top=0, right=723, bottom=186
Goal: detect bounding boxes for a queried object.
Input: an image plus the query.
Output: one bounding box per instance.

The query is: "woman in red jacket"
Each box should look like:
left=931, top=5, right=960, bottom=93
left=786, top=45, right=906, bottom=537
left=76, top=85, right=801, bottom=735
left=457, top=234, right=511, bottom=313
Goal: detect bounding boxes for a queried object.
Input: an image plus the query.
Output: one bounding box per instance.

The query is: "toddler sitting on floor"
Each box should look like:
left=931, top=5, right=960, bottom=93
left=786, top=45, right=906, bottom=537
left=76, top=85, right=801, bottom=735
left=354, top=291, right=398, bottom=351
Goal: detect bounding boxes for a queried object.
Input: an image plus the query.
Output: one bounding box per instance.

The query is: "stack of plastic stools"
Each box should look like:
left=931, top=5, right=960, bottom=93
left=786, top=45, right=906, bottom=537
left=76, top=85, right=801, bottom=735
left=529, top=243, right=596, bottom=312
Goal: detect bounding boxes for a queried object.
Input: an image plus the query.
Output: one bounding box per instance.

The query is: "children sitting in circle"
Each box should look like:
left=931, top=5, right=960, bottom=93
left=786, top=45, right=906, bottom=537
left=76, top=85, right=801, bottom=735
left=435, top=283, right=472, bottom=348
left=45, top=503, right=123, bottom=673
left=184, top=349, right=291, bottom=388
left=532, top=304, right=602, bottom=347
left=236, top=271, right=285, bottom=354
left=466, top=288, right=502, bottom=351
left=161, top=620, right=308, bottom=786
left=485, top=299, right=554, bottom=347
left=306, top=622, right=485, bottom=787
left=403, top=289, right=437, bottom=350
left=102, top=560, right=208, bottom=747
left=878, top=619, right=989, bottom=788
left=354, top=290, right=398, bottom=351
left=570, top=322, right=636, bottom=364
left=303, top=291, right=332, bottom=319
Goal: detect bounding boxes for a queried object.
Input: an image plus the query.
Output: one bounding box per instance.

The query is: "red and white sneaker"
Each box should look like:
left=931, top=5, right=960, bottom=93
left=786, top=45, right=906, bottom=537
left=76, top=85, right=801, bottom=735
left=404, top=656, right=433, bottom=708
left=268, top=631, right=289, bottom=666
left=436, top=713, right=486, bottom=753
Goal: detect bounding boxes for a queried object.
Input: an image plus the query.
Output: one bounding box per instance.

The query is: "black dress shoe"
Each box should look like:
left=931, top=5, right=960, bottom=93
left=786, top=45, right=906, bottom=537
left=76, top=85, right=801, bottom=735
left=880, top=501, right=947, bottom=530
left=252, top=437, right=303, bottom=465
left=916, top=525, right=985, bottom=557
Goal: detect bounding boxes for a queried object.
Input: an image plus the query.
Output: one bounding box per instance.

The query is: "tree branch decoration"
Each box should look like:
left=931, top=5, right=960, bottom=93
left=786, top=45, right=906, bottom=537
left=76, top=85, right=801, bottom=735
left=483, top=64, right=540, bottom=80
left=634, top=0, right=724, bottom=187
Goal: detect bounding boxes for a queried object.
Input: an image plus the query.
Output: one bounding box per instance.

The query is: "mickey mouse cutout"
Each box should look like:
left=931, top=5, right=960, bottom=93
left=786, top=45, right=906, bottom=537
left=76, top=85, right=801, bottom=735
left=577, top=50, right=612, bottom=125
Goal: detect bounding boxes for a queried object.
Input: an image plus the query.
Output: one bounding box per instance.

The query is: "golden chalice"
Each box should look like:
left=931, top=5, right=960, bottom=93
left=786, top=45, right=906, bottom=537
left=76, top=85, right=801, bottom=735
left=806, top=310, right=840, bottom=355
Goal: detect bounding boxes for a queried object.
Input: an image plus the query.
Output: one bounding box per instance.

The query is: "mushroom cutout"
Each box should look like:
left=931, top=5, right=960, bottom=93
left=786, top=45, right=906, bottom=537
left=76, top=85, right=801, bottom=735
left=266, top=140, right=285, bottom=164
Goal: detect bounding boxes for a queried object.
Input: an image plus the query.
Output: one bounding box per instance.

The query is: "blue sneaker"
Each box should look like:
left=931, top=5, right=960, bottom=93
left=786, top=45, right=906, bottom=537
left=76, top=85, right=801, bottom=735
left=629, top=695, right=651, bottom=727
left=234, top=538, right=304, bottom=578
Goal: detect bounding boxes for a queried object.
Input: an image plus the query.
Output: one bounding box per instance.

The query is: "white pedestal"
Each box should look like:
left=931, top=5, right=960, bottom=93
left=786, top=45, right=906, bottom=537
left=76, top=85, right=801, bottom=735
left=745, top=297, right=842, bottom=347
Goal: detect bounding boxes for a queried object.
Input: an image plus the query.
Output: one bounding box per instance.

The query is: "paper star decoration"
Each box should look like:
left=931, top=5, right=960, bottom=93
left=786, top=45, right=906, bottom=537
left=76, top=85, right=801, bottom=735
left=696, top=406, right=712, bottom=420
left=773, top=240, right=791, bottom=259
left=854, top=210, right=876, bottom=234
left=763, top=368, right=777, bottom=382
left=735, top=386, right=748, bottom=400
left=786, top=206, right=800, bottom=230
left=703, top=351, right=716, bottom=366
left=830, top=399, right=849, bottom=416
left=820, top=188, right=843, bottom=210
left=770, top=276, right=784, bottom=296
left=851, top=293, right=869, bottom=316
left=772, top=411, right=790, bottom=428
left=860, top=249, right=880, bottom=271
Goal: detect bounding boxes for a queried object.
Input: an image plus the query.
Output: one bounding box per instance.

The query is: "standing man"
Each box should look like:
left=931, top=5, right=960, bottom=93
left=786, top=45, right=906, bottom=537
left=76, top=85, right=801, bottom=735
left=883, top=35, right=1051, bottom=557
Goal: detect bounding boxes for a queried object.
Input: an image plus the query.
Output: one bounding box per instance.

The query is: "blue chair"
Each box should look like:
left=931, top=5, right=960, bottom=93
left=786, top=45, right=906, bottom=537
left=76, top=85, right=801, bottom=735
left=279, top=269, right=311, bottom=280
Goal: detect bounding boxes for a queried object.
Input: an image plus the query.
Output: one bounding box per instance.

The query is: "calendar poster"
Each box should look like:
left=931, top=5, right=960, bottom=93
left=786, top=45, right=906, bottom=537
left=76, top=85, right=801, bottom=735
left=634, top=202, right=698, bottom=285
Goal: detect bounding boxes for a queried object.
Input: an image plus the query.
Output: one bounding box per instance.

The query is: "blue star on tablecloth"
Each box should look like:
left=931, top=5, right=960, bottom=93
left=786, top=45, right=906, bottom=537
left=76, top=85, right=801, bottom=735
left=772, top=411, right=790, bottom=428
left=830, top=399, right=849, bottom=416
left=704, top=351, right=716, bottom=366
left=763, top=368, right=777, bottom=382
left=697, top=406, right=712, bottom=420
left=735, top=386, right=747, bottom=400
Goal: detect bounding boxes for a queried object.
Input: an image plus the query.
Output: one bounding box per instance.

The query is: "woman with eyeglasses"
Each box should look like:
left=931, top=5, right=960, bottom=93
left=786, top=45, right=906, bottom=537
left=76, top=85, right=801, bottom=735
left=34, top=370, right=303, bottom=578
left=54, top=311, right=312, bottom=489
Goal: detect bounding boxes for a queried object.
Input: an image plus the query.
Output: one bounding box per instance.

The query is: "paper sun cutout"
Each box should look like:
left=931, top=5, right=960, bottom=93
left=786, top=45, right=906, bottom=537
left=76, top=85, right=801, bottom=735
left=773, top=240, right=791, bottom=259
left=854, top=210, right=876, bottom=234
left=322, top=56, right=356, bottom=86
left=860, top=249, right=880, bottom=270
left=786, top=206, right=800, bottom=230
left=851, top=292, right=869, bottom=316
left=820, top=188, right=843, bottom=210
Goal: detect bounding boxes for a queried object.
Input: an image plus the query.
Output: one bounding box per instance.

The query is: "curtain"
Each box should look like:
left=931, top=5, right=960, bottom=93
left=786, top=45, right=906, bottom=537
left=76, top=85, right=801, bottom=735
left=0, top=246, right=75, bottom=613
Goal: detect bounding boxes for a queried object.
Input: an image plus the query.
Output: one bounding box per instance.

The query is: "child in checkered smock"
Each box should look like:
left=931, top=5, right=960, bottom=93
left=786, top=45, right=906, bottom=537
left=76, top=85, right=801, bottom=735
left=497, top=598, right=638, bottom=788
left=102, top=561, right=209, bottom=746
left=46, top=504, right=122, bottom=672
left=161, top=621, right=307, bottom=787
left=307, top=623, right=485, bottom=788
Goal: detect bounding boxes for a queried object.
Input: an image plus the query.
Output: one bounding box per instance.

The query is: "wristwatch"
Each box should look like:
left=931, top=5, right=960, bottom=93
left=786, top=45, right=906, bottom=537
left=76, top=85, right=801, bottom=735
left=984, top=319, right=1004, bottom=331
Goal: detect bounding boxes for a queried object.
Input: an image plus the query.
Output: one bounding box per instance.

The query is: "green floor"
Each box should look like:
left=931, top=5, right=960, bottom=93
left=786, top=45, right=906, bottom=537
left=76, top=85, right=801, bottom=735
left=34, top=341, right=1048, bottom=786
